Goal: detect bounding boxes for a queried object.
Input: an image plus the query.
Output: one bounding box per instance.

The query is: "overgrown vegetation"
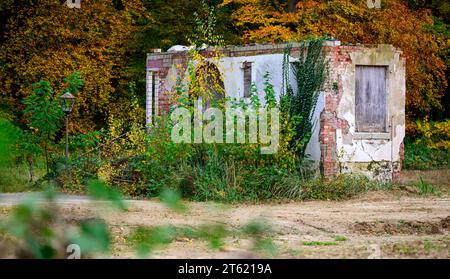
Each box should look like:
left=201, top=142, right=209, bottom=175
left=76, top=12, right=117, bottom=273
left=0, top=1, right=448, bottom=202
left=281, top=40, right=327, bottom=158
left=404, top=119, right=450, bottom=170
left=0, top=41, right=433, bottom=203
left=67, top=40, right=330, bottom=202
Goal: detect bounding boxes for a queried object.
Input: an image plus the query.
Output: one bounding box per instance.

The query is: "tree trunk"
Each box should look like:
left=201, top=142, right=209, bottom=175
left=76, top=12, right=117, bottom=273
left=44, top=139, right=49, bottom=176
left=288, top=0, right=299, bottom=13
left=27, top=155, right=34, bottom=182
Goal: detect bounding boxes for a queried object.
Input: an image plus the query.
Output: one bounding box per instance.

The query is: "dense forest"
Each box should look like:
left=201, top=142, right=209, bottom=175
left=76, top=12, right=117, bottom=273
left=0, top=0, right=448, bottom=134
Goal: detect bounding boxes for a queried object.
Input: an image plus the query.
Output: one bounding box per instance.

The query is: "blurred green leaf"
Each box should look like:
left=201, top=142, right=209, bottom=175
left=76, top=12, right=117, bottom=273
left=70, top=219, right=110, bottom=254
left=242, top=218, right=271, bottom=237
left=254, top=237, right=277, bottom=257
left=159, top=188, right=186, bottom=212
left=87, top=179, right=127, bottom=211
left=130, top=226, right=176, bottom=258
left=196, top=223, right=228, bottom=250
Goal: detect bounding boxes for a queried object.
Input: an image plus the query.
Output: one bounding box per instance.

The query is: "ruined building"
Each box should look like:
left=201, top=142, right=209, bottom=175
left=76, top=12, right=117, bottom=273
left=146, top=41, right=406, bottom=181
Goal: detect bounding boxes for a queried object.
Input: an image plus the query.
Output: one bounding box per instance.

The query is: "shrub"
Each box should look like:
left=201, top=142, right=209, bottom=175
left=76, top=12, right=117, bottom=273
left=403, top=137, right=450, bottom=170
left=414, top=118, right=450, bottom=150
left=403, top=119, right=449, bottom=170
left=0, top=118, right=44, bottom=192
left=22, top=80, right=63, bottom=175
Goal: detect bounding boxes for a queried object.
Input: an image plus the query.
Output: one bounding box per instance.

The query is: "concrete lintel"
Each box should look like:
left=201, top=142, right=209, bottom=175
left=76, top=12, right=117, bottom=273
left=353, top=132, right=391, bottom=140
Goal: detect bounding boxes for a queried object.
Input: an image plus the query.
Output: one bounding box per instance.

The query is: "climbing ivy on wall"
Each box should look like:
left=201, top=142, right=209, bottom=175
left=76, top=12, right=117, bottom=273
left=281, top=39, right=327, bottom=159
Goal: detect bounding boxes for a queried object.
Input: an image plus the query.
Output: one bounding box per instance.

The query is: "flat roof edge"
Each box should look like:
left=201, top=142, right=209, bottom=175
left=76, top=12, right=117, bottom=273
left=147, top=41, right=399, bottom=58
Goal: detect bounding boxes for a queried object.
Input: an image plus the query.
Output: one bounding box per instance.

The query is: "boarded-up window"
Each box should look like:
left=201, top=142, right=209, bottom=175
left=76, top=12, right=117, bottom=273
left=243, top=61, right=252, bottom=98
left=355, top=66, right=387, bottom=132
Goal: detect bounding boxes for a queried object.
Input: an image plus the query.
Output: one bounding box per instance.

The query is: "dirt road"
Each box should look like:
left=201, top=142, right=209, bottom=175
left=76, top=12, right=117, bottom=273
left=2, top=192, right=446, bottom=259
left=112, top=193, right=450, bottom=259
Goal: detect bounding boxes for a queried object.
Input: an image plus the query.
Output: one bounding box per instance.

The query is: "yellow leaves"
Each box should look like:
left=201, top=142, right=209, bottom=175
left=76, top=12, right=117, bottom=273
left=97, top=162, right=117, bottom=184
left=245, top=25, right=295, bottom=44
left=415, top=118, right=450, bottom=150
left=217, top=190, right=226, bottom=198
left=1, top=0, right=150, bottom=133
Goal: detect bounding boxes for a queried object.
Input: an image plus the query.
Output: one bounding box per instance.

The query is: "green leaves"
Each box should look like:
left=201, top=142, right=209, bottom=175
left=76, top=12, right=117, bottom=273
left=64, top=71, right=84, bottom=95
left=0, top=189, right=60, bottom=259
left=187, top=0, right=224, bottom=47
left=159, top=188, right=186, bottom=213
left=250, top=83, right=261, bottom=109
left=129, top=226, right=177, bottom=258
left=0, top=118, right=41, bottom=189
left=282, top=39, right=327, bottom=158
left=87, top=179, right=128, bottom=211
left=0, top=118, right=21, bottom=167
left=242, top=218, right=277, bottom=256
left=196, top=223, right=228, bottom=250
left=263, top=72, right=277, bottom=109
left=23, top=80, right=63, bottom=138
left=0, top=186, right=114, bottom=259
left=22, top=79, right=63, bottom=174
left=242, top=218, right=271, bottom=236
left=69, top=219, right=111, bottom=254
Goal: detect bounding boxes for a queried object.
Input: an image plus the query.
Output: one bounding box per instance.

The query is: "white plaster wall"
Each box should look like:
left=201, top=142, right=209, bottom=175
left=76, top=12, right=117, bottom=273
left=305, top=92, right=324, bottom=163
left=164, top=53, right=323, bottom=162
left=217, top=54, right=285, bottom=103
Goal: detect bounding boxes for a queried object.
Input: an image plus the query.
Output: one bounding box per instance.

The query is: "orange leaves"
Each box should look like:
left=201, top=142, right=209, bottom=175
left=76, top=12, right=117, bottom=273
left=224, top=0, right=448, bottom=124
left=245, top=26, right=295, bottom=43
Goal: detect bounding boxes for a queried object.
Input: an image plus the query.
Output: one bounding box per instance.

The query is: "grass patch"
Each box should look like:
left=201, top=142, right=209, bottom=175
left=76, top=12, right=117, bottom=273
left=302, top=241, right=338, bottom=246
left=0, top=164, right=42, bottom=193
left=334, top=235, right=348, bottom=241
left=416, top=176, right=438, bottom=196
left=271, top=174, right=395, bottom=201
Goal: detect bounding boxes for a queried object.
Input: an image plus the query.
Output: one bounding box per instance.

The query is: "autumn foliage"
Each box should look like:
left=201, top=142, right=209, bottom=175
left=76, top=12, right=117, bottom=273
left=0, top=0, right=148, bottom=132
left=0, top=0, right=448, bottom=133
left=222, top=0, right=449, bottom=123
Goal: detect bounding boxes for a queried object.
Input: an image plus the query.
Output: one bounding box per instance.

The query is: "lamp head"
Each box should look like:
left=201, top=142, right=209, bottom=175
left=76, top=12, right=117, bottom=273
left=59, top=92, right=76, bottom=114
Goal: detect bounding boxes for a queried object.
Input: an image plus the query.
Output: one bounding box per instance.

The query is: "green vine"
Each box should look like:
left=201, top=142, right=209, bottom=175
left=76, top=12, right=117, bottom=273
left=281, top=39, right=328, bottom=158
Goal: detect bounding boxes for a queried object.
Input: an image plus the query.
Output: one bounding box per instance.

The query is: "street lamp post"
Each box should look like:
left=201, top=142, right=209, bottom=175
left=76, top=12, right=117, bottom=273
left=59, top=92, right=76, bottom=177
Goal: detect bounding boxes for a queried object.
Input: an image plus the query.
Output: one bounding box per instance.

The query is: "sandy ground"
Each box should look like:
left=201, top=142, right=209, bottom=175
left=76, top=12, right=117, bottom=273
left=0, top=170, right=449, bottom=259
left=94, top=193, right=450, bottom=259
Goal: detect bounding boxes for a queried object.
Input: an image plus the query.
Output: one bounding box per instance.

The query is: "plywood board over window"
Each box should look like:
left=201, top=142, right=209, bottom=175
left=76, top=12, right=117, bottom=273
left=355, top=66, right=387, bottom=133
